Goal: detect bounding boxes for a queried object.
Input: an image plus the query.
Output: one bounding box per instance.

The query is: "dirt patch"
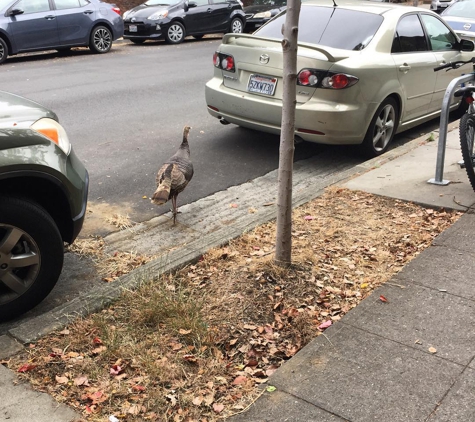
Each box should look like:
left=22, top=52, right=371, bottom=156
left=80, top=201, right=137, bottom=238
left=7, top=187, right=461, bottom=421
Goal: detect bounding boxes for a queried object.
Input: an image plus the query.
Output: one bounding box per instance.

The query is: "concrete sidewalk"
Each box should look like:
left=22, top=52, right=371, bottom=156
left=1, top=123, right=475, bottom=421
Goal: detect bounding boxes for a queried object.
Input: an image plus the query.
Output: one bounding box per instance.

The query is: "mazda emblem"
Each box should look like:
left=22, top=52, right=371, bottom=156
left=259, top=54, right=270, bottom=64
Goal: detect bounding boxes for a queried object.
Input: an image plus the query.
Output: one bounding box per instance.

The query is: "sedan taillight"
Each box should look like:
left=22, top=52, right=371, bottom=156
left=112, top=6, right=121, bottom=15
left=322, top=73, right=359, bottom=89
left=297, top=69, right=358, bottom=90
left=213, top=52, right=236, bottom=72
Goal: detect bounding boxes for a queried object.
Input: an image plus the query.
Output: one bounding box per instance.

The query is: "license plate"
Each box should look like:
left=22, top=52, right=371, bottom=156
left=248, top=74, right=277, bottom=96
left=129, top=25, right=137, bottom=32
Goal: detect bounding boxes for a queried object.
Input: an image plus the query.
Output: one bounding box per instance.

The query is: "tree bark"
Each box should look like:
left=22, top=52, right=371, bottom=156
left=274, top=0, right=301, bottom=266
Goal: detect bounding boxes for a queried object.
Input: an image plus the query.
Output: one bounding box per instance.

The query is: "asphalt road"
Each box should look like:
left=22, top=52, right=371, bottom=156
left=0, top=35, right=442, bottom=233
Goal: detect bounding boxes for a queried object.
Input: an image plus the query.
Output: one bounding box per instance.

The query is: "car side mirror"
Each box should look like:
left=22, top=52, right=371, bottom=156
left=9, top=8, right=24, bottom=16
left=188, top=1, right=197, bottom=7
left=460, top=38, right=475, bottom=52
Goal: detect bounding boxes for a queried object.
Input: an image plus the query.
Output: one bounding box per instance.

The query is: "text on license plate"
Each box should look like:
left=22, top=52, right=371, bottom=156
left=248, top=74, right=277, bottom=95
left=129, top=25, right=137, bottom=32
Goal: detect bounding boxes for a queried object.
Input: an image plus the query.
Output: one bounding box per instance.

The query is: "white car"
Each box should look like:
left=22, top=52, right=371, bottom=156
left=205, top=0, right=474, bottom=157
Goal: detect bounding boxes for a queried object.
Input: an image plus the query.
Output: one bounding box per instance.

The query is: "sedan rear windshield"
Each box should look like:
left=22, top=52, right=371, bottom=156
left=255, top=6, right=384, bottom=51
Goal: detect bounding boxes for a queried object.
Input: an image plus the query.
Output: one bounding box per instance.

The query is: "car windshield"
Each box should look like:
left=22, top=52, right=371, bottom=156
left=144, top=0, right=177, bottom=5
left=443, top=0, right=475, bottom=18
left=255, top=5, right=383, bottom=51
left=0, top=0, right=13, bottom=9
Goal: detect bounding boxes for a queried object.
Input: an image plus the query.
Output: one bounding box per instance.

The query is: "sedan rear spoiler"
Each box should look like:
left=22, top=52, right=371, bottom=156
left=222, top=33, right=350, bottom=63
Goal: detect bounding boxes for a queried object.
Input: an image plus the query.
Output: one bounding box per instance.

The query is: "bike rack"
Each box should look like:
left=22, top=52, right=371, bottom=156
left=428, top=73, right=474, bottom=185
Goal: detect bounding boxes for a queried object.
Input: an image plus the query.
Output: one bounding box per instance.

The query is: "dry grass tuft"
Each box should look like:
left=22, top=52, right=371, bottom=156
left=9, top=187, right=461, bottom=421
left=106, top=213, right=135, bottom=230
left=67, top=236, right=153, bottom=283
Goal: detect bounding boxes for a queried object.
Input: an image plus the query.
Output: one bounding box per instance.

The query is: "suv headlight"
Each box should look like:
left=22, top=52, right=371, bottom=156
left=31, top=118, right=71, bottom=155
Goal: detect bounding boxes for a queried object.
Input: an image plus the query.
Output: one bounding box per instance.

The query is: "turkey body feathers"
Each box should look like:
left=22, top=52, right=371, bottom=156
left=151, top=126, right=193, bottom=224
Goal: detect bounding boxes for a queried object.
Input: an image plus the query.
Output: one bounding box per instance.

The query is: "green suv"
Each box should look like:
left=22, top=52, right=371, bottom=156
left=0, top=91, right=89, bottom=321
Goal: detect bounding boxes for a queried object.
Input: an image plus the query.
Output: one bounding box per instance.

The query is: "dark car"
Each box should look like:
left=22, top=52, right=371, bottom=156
left=442, top=0, right=475, bottom=41
left=123, top=0, right=246, bottom=44
left=243, top=0, right=285, bottom=33
left=0, top=0, right=124, bottom=64
left=0, top=91, right=89, bottom=321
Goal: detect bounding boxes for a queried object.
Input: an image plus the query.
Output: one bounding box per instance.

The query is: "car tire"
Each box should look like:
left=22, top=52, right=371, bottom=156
left=361, top=97, right=399, bottom=158
left=229, top=17, right=243, bottom=34
left=0, top=38, right=8, bottom=65
left=90, top=25, right=113, bottom=54
left=165, top=22, right=186, bottom=44
left=130, top=39, right=146, bottom=44
left=193, top=34, right=204, bottom=40
left=0, top=196, right=64, bottom=321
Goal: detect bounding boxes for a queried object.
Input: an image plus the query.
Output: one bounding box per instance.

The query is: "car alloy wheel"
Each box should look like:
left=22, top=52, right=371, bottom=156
left=0, top=38, right=8, bottom=65
left=0, top=196, right=64, bottom=320
left=230, top=17, right=243, bottom=33
left=90, top=25, right=113, bottom=54
left=362, top=98, right=398, bottom=158
left=166, top=22, right=185, bottom=44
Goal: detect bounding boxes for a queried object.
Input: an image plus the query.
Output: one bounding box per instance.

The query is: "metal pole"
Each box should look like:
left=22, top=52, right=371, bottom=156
left=428, top=73, right=473, bottom=185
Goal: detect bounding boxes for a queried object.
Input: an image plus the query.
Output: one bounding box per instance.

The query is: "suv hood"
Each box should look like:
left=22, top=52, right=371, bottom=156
left=0, top=91, right=57, bottom=128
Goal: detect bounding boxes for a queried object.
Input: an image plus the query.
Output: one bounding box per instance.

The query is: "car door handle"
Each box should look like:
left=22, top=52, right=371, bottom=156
left=399, top=64, right=411, bottom=72
left=44, top=15, right=56, bottom=20
left=83, top=9, right=94, bottom=14
left=207, top=7, right=212, bottom=12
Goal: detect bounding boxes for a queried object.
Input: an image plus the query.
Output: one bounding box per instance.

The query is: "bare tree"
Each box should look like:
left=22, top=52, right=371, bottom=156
left=274, top=0, right=301, bottom=266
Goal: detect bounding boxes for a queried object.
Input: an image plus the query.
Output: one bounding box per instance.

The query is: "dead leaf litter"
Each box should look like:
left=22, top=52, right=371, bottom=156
left=7, top=187, right=461, bottom=421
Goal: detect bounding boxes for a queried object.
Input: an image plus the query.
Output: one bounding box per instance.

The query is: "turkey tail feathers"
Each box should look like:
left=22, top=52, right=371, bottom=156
left=151, top=164, right=173, bottom=205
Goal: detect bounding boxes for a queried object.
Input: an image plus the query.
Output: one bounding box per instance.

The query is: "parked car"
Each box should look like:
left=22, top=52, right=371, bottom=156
left=243, top=0, right=286, bottom=33
left=431, top=0, right=455, bottom=13
left=0, top=91, right=89, bottom=321
left=123, top=0, right=246, bottom=44
left=0, top=0, right=124, bottom=65
left=205, top=0, right=474, bottom=157
left=442, top=0, right=475, bottom=41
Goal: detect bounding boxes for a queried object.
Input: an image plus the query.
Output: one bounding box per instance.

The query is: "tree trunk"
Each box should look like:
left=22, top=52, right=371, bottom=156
left=274, top=0, right=301, bottom=266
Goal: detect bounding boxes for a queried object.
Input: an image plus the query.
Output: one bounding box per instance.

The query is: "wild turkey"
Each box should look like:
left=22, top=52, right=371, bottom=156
left=151, top=126, right=193, bottom=224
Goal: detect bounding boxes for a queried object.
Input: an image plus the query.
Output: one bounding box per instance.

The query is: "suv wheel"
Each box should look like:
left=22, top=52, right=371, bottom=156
left=0, top=196, right=64, bottom=321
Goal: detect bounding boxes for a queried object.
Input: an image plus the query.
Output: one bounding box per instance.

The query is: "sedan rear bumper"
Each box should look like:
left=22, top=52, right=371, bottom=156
left=205, top=77, right=376, bottom=145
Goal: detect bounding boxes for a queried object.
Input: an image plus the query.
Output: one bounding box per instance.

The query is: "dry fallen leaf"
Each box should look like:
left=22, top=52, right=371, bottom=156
left=213, top=403, right=225, bottom=413
left=232, top=375, right=248, bottom=385
left=318, top=320, right=332, bottom=330
left=74, top=375, right=89, bottom=386
left=55, top=375, right=69, bottom=384
left=429, top=347, right=437, bottom=354
left=17, top=364, right=36, bottom=373
left=379, top=295, right=388, bottom=303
